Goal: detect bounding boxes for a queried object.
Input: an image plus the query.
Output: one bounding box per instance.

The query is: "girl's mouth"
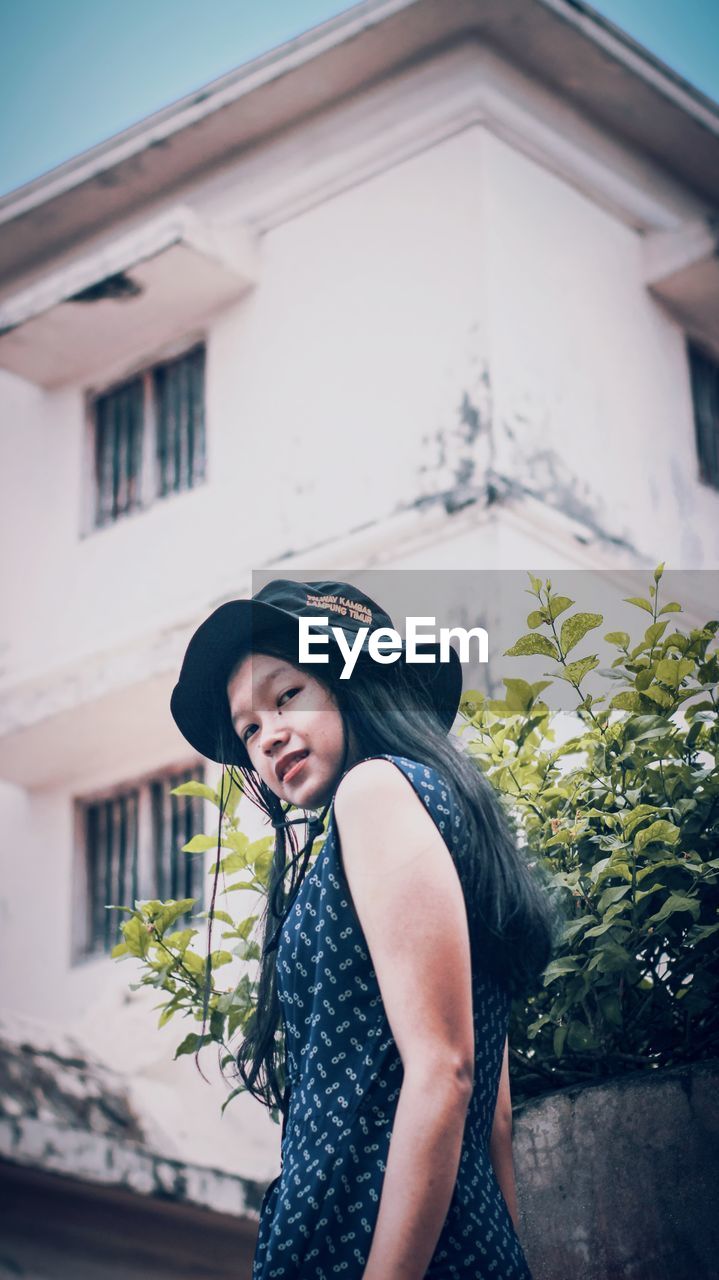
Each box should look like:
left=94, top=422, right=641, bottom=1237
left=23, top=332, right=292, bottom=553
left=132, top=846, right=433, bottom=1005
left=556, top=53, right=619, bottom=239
left=282, top=752, right=309, bottom=783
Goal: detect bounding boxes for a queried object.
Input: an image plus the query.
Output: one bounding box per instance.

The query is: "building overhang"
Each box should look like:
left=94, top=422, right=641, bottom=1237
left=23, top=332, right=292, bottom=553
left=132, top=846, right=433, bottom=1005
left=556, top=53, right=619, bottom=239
left=643, top=218, right=719, bottom=359
left=0, top=1017, right=264, bottom=1218
left=0, top=0, right=718, bottom=291
left=0, top=207, right=257, bottom=387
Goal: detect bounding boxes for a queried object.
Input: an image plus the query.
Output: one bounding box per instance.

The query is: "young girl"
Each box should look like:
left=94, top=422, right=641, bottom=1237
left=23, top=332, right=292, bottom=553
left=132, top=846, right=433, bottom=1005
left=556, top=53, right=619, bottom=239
left=170, top=578, right=556, bottom=1280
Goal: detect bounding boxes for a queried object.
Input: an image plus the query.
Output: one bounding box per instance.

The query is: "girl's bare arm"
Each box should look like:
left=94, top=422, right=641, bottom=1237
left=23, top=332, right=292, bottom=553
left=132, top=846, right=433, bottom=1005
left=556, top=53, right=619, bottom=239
left=333, top=759, right=476, bottom=1280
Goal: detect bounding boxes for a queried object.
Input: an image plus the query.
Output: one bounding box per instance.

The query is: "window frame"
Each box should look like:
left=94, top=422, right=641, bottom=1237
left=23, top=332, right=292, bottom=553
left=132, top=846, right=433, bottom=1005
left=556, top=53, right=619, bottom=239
left=81, top=334, right=207, bottom=536
left=687, top=340, right=719, bottom=491
left=73, top=761, right=207, bottom=962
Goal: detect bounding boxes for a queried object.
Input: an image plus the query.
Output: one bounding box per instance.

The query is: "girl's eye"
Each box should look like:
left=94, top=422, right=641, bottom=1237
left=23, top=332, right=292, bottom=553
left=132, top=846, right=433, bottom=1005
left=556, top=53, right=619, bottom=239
left=240, top=688, right=300, bottom=744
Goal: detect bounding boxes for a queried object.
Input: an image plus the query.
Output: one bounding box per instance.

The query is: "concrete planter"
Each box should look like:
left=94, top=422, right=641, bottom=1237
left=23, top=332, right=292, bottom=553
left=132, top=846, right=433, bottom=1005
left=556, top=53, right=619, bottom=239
left=511, top=1059, right=719, bottom=1280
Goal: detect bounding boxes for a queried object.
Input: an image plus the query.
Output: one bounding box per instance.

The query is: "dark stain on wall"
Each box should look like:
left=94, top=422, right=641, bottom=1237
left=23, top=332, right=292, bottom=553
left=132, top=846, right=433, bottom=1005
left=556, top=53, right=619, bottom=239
left=412, top=377, right=637, bottom=554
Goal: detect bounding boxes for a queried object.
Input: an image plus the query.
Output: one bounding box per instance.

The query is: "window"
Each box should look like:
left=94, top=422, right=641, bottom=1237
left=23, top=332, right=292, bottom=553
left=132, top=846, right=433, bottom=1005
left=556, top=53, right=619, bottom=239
left=688, top=342, right=719, bottom=490
left=91, top=342, right=206, bottom=529
left=80, top=764, right=206, bottom=955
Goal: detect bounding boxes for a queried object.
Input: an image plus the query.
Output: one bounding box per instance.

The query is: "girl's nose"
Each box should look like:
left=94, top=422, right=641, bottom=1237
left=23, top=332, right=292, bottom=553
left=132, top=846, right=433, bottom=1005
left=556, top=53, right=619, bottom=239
left=261, top=715, right=290, bottom=756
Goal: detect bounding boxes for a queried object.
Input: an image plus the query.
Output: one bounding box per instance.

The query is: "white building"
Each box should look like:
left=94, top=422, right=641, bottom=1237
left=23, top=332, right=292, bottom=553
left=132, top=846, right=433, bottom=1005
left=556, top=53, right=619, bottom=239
left=0, top=0, right=718, bottom=1274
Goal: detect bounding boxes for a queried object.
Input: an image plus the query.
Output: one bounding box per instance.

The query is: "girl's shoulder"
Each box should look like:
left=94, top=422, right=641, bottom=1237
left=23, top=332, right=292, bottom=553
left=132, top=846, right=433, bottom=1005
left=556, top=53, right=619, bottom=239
left=334, top=754, right=458, bottom=823
left=338, top=752, right=443, bottom=787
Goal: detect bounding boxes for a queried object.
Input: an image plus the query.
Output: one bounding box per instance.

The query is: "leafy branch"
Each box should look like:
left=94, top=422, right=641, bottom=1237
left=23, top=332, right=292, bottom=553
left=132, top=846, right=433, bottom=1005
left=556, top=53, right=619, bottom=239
left=460, top=566, right=719, bottom=1099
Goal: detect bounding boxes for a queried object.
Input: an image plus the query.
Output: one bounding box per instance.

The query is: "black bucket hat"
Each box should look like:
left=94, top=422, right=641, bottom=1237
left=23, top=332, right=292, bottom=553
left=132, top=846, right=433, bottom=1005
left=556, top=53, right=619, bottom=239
left=170, top=578, right=463, bottom=768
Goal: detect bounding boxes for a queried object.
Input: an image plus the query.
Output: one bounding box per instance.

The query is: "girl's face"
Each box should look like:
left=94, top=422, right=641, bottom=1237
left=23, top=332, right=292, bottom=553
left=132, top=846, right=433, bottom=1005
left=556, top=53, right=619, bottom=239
left=226, top=652, right=354, bottom=809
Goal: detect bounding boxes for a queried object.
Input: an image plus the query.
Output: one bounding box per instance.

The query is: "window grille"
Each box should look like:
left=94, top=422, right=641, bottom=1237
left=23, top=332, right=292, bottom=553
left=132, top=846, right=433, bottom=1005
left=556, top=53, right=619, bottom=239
left=150, top=767, right=207, bottom=905
left=154, top=345, right=206, bottom=497
left=94, top=377, right=144, bottom=527
left=85, top=789, right=140, bottom=953
left=688, top=342, right=719, bottom=490
left=82, top=765, right=205, bottom=955
left=90, top=342, right=206, bottom=530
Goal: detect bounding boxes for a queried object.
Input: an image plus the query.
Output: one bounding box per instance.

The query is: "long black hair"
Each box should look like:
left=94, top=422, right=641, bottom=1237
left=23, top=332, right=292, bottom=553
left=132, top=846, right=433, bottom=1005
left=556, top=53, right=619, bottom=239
left=217, top=634, right=560, bottom=1119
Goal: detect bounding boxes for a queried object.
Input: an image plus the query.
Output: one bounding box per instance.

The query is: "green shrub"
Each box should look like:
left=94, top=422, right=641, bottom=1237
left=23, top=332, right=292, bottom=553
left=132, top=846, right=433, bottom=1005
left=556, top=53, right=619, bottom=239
left=460, top=566, right=718, bottom=1102
left=111, top=769, right=289, bottom=1116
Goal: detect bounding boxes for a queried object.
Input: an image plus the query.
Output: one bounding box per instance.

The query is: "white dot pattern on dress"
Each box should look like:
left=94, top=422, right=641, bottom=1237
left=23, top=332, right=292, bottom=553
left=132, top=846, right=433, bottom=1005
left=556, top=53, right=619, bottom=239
left=252, top=754, right=533, bottom=1279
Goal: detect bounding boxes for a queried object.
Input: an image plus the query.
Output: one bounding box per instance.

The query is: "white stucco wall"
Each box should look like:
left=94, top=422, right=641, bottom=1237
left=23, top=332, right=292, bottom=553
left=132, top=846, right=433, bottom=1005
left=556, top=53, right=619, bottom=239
left=1, top=36, right=717, bottom=1184
left=1, top=112, right=717, bottom=700
left=481, top=131, right=717, bottom=566
left=0, top=127, right=489, bottom=695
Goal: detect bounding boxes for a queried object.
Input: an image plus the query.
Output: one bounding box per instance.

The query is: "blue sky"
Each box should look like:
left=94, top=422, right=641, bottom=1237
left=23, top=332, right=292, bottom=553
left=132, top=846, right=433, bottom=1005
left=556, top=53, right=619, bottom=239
left=0, top=0, right=717, bottom=199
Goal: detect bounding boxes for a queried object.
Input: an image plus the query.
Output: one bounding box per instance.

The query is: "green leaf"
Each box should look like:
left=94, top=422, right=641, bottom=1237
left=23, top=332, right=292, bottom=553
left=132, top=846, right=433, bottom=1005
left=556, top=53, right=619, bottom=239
left=553, top=1024, right=568, bottom=1058
left=610, top=691, right=642, bottom=712
left=182, top=834, right=219, bottom=854
left=654, top=562, right=665, bottom=582
left=634, top=820, right=680, bottom=852
left=164, top=927, right=196, bottom=951
left=621, top=805, right=661, bottom=838
left=236, top=915, right=259, bottom=940
left=211, top=849, right=251, bottom=875
left=225, top=831, right=250, bottom=854
left=548, top=596, right=574, bottom=621
left=460, top=690, right=485, bottom=719
left=158, top=999, right=183, bottom=1028
left=647, top=894, right=700, bottom=925
left=655, top=657, right=693, bottom=688
left=221, top=1085, right=246, bottom=1116
left=597, top=884, right=631, bottom=913
left=622, top=715, right=669, bottom=743
left=686, top=720, right=703, bottom=749
left=624, top=597, right=654, bottom=614
left=599, top=993, right=623, bottom=1027
left=232, top=939, right=261, bottom=961
left=584, top=919, right=627, bottom=938
left=561, top=916, right=594, bottom=943
left=182, top=951, right=206, bottom=977
left=154, top=899, right=196, bottom=934
left=605, top=631, right=629, bottom=648
left=174, top=1032, right=212, bottom=1058
left=555, top=655, right=599, bottom=686
left=527, top=610, right=546, bottom=629
left=543, top=956, right=580, bottom=985
left=119, top=915, right=151, bottom=958
left=637, top=686, right=670, bottom=716
left=210, top=1009, right=225, bottom=1040
left=216, top=769, right=244, bottom=817
left=504, top=634, right=559, bottom=659
left=566, top=1020, right=594, bottom=1051
left=560, top=613, right=603, bottom=656
left=659, top=602, right=682, bottom=615
left=171, top=780, right=217, bottom=802
left=588, top=857, right=611, bottom=885
left=636, top=858, right=688, bottom=885
left=205, top=909, right=235, bottom=927
left=503, top=678, right=534, bottom=714
left=644, top=621, right=669, bottom=646
left=586, top=941, right=632, bottom=974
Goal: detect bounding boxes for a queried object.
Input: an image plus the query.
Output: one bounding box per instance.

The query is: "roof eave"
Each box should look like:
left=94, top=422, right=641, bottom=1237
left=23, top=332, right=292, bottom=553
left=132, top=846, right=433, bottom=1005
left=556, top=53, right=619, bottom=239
left=1, top=0, right=718, bottom=286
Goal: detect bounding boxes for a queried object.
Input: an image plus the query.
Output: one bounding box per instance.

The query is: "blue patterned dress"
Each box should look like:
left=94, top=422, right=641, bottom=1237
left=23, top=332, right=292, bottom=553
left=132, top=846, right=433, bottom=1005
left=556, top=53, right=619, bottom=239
left=252, top=754, right=533, bottom=1279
